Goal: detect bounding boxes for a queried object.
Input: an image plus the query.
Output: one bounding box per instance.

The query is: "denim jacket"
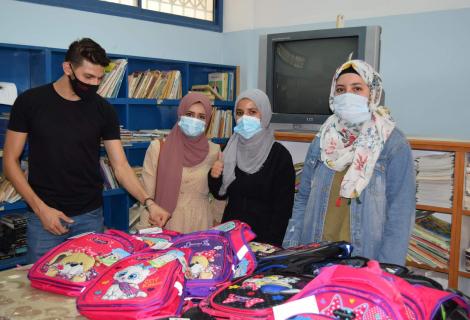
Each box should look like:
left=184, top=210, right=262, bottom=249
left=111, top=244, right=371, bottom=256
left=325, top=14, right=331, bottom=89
left=282, top=128, right=416, bottom=265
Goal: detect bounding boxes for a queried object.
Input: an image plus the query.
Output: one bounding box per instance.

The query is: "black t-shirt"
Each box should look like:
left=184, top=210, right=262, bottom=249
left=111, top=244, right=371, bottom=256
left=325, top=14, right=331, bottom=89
left=8, top=83, right=120, bottom=216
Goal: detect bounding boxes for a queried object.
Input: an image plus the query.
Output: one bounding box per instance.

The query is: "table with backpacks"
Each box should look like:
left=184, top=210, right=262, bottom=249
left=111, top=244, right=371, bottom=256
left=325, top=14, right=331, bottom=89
left=25, top=220, right=469, bottom=319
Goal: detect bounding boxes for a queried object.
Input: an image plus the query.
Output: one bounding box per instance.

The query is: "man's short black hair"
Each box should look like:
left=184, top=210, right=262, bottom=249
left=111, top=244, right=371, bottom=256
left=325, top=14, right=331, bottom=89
left=65, top=38, right=110, bottom=67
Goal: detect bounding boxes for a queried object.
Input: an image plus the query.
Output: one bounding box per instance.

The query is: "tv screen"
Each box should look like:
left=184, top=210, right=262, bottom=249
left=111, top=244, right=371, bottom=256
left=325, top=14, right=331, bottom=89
left=273, top=37, right=358, bottom=115
left=266, top=26, right=381, bottom=131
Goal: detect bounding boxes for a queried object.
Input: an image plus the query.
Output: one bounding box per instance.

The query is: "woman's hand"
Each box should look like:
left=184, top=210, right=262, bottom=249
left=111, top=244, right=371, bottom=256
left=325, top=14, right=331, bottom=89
left=147, top=200, right=170, bottom=227
left=210, top=151, right=224, bottom=178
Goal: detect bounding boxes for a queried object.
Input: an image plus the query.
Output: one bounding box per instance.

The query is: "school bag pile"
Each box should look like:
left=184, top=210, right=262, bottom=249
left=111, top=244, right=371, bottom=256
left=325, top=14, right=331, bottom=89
left=27, top=221, right=470, bottom=319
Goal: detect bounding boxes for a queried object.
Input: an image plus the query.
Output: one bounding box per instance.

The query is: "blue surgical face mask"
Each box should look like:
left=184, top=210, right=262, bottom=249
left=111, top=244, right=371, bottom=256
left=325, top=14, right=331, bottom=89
left=178, top=116, right=206, bottom=137
left=333, top=93, right=371, bottom=125
left=234, top=115, right=262, bottom=139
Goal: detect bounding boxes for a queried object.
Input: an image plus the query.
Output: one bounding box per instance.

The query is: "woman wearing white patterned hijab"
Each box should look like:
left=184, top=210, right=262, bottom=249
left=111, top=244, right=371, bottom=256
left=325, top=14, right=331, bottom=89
left=319, top=60, right=395, bottom=199
left=283, top=60, right=415, bottom=265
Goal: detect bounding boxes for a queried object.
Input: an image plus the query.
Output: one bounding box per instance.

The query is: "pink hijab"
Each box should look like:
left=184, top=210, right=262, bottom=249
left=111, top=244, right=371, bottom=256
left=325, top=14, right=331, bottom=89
left=154, top=92, right=212, bottom=214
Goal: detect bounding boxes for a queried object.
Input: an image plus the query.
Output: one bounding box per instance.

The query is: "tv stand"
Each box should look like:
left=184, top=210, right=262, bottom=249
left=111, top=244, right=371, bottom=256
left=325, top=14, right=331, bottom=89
left=270, top=122, right=321, bottom=133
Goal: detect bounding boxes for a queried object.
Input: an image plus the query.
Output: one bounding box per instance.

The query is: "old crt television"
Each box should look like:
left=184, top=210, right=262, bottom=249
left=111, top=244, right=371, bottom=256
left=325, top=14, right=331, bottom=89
left=266, top=26, right=381, bottom=131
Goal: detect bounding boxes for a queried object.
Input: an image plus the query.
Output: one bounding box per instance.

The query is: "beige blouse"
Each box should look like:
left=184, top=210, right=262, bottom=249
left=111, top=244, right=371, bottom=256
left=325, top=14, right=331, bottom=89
left=140, top=139, right=224, bottom=233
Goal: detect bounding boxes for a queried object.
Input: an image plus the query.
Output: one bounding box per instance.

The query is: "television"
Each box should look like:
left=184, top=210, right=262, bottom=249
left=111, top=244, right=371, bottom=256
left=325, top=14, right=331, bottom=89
left=266, top=26, right=382, bottom=132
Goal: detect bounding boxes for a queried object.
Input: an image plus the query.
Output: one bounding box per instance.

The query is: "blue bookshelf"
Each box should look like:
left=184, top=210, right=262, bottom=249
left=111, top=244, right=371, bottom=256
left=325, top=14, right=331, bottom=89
left=0, top=42, right=237, bottom=269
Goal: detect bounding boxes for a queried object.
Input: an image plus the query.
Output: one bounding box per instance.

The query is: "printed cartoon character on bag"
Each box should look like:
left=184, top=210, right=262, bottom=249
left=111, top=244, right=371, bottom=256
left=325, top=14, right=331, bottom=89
left=42, top=251, right=97, bottom=282
left=102, top=264, right=150, bottom=300
left=101, top=250, right=187, bottom=300
left=98, top=248, right=131, bottom=267
left=222, top=275, right=303, bottom=308
left=319, top=293, right=392, bottom=320
left=241, top=275, right=301, bottom=294
left=249, top=242, right=280, bottom=256
left=189, top=249, right=221, bottom=279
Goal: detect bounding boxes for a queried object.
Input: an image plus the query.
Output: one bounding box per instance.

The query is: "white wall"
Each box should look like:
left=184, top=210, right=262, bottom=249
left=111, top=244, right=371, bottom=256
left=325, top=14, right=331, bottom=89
left=0, top=0, right=224, bottom=63
left=222, top=7, right=470, bottom=140
left=224, top=0, right=470, bottom=32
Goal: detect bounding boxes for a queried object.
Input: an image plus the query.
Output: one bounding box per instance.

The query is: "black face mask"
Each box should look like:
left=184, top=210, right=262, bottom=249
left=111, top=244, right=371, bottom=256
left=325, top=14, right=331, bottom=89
left=68, top=66, right=99, bottom=101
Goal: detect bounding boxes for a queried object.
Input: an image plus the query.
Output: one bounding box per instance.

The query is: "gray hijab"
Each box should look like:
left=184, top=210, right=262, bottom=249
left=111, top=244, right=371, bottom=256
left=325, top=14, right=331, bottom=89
left=219, top=89, right=275, bottom=196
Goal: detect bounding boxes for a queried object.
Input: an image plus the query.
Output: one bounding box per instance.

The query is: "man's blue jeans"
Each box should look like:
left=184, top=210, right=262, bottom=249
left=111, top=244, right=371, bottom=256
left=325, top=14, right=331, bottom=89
left=26, top=207, right=104, bottom=264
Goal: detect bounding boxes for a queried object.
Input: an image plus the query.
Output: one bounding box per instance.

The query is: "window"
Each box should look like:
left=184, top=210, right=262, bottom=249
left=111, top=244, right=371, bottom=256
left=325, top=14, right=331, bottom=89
left=101, top=0, right=214, bottom=22
left=18, top=0, right=223, bottom=32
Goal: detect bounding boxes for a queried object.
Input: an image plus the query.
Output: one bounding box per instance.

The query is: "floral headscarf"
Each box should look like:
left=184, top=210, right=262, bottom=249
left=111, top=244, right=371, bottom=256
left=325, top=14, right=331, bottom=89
left=319, top=60, right=396, bottom=199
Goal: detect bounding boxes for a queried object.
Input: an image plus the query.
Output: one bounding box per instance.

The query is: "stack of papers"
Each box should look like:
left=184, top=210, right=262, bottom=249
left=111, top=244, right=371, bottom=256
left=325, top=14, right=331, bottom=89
left=414, top=151, right=454, bottom=208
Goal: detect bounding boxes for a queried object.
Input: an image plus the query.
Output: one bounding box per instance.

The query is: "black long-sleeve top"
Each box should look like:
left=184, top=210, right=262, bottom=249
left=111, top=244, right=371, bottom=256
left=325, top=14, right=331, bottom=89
left=208, top=142, right=295, bottom=246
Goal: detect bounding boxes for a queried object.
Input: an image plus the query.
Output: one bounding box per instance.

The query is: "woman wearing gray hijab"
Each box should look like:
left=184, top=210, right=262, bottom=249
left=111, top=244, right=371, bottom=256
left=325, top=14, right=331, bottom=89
left=208, top=89, right=295, bottom=246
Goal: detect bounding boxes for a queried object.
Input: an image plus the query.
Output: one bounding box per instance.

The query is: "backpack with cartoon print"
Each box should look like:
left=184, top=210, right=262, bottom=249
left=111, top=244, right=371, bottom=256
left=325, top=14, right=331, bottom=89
left=28, top=230, right=147, bottom=296
left=76, top=248, right=190, bottom=320
left=198, top=272, right=314, bottom=319
left=171, top=222, right=256, bottom=298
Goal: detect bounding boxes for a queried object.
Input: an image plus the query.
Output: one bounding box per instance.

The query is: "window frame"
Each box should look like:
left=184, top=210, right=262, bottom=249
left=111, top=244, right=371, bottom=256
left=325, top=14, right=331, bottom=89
left=18, top=0, right=223, bottom=32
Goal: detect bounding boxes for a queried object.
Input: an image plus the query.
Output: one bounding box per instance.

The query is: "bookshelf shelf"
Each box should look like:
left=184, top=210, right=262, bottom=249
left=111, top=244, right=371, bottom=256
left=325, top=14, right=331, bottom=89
left=0, top=201, right=27, bottom=212
left=463, top=210, right=470, bottom=216
left=102, top=188, right=126, bottom=196
left=0, top=255, right=27, bottom=271
left=415, top=205, right=453, bottom=214
left=459, top=271, right=470, bottom=279
left=406, top=261, right=449, bottom=274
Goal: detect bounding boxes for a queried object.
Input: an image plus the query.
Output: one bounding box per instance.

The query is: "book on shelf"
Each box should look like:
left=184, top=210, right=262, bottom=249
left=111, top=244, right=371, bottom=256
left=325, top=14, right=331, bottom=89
left=208, top=72, right=234, bottom=101
left=191, top=84, right=224, bottom=100
left=99, top=157, right=119, bottom=190
left=128, top=70, right=182, bottom=100
left=206, top=107, right=233, bottom=139
left=97, top=59, right=128, bottom=98
left=407, top=211, right=451, bottom=270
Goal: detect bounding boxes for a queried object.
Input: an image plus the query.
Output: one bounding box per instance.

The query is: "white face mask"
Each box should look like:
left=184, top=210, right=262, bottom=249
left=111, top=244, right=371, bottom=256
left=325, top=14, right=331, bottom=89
left=333, top=93, right=371, bottom=125
left=178, top=116, right=206, bottom=137
left=234, top=115, right=262, bottom=139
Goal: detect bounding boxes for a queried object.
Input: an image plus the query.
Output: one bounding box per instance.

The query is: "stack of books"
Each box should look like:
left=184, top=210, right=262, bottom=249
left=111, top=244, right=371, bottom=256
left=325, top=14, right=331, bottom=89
left=100, top=157, right=119, bottom=190
left=0, top=112, right=10, bottom=149
left=133, top=166, right=143, bottom=180
left=407, top=211, right=450, bottom=270
left=128, top=70, right=182, bottom=100
left=0, top=175, right=22, bottom=204
left=97, top=59, right=128, bottom=98
left=191, top=84, right=223, bottom=101
left=208, top=72, right=235, bottom=101
left=206, top=107, right=233, bottom=139
left=119, top=127, right=169, bottom=145
left=0, top=213, right=27, bottom=260
left=414, top=151, right=454, bottom=208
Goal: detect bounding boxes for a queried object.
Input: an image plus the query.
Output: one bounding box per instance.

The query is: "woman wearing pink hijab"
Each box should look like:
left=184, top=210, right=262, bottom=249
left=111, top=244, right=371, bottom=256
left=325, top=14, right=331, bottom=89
left=140, top=92, right=221, bottom=233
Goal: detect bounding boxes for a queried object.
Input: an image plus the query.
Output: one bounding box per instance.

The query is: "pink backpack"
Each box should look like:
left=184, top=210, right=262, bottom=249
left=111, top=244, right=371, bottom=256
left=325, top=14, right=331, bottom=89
left=199, top=261, right=470, bottom=320
left=281, top=261, right=470, bottom=320
left=28, top=230, right=147, bottom=296
left=210, top=220, right=257, bottom=278
left=77, top=248, right=190, bottom=320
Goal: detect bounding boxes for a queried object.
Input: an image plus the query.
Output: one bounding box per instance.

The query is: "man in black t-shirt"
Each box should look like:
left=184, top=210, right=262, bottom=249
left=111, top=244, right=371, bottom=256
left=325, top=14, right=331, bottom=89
left=3, top=38, right=170, bottom=263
